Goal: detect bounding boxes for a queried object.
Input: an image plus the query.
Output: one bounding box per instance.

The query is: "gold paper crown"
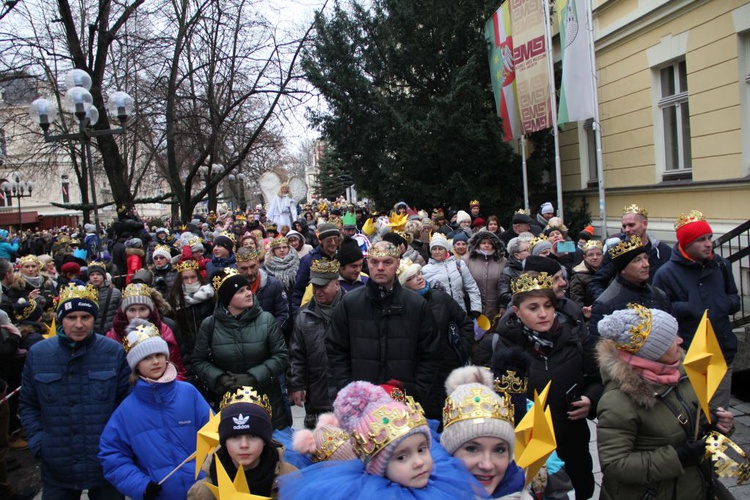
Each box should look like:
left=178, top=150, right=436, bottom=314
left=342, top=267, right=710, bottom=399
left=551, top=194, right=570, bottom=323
left=469, top=199, right=480, bottom=207
left=268, top=236, right=288, bottom=249
left=185, top=237, right=203, bottom=247
left=122, top=322, right=161, bottom=353
left=57, top=234, right=71, bottom=244
left=607, top=235, right=644, bottom=260
left=218, top=231, right=237, bottom=243
left=122, top=283, right=154, bottom=300
left=350, top=397, right=427, bottom=463
left=396, top=258, right=416, bottom=277
left=57, top=283, right=99, bottom=310
left=174, top=260, right=200, bottom=273
left=16, top=298, right=38, bottom=321
left=529, top=234, right=549, bottom=250
left=494, top=370, right=528, bottom=395
left=515, top=208, right=530, bottom=216
left=614, top=303, right=652, bottom=354
left=212, top=267, right=242, bottom=292
left=69, top=238, right=80, bottom=246
left=18, top=255, right=39, bottom=266
left=312, top=427, right=352, bottom=463
left=582, top=240, right=603, bottom=252
left=236, top=248, right=261, bottom=262
left=623, top=204, right=648, bottom=218
left=219, top=386, right=272, bottom=418
left=153, top=244, right=171, bottom=255
left=511, top=272, right=555, bottom=295
left=88, top=260, right=106, bottom=269
left=443, top=387, right=515, bottom=429
left=367, top=243, right=400, bottom=258
left=674, top=210, right=707, bottom=231
left=311, top=259, right=340, bottom=275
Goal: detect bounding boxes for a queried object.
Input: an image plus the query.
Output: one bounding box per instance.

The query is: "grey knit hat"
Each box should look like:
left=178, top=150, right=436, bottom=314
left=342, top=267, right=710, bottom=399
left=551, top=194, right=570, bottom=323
left=124, top=318, right=169, bottom=371
left=120, top=283, right=155, bottom=312
left=317, top=223, right=341, bottom=242
left=598, top=305, right=678, bottom=361
left=441, top=366, right=516, bottom=456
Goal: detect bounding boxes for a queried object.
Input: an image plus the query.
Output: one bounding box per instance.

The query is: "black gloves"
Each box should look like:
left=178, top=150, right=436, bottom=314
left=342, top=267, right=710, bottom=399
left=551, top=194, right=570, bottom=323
left=675, top=439, right=706, bottom=467
left=144, top=480, right=162, bottom=500
left=218, top=375, right=235, bottom=389
left=470, top=311, right=481, bottom=320
left=227, top=372, right=258, bottom=391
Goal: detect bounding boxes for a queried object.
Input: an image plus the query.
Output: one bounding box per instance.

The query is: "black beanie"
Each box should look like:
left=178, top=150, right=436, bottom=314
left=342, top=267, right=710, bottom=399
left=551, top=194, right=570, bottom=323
left=523, top=255, right=562, bottom=276
left=214, top=235, right=235, bottom=253
left=213, top=269, right=250, bottom=307
left=382, top=232, right=407, bottom=248
left=218, top=402, right=273, bottom=446
left=337, top=236, right=364, bottom=266
left=611, top=241, right=648, bottom=272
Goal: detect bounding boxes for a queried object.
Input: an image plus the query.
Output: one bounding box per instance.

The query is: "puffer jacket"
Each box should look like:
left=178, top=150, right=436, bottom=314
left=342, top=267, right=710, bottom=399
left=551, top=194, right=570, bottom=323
left=151, top=264, right=177, bottom=298
left=99, top=375, right=211, bottom=500
left=8, top=273, right=57, bottom=311
left=496, top=255, right=523, bottom=311
left=466, top=230, right=507, bottom=319
left=326, top=279, right=440, bottom=407
left=93, top=284, right=122, bottom=334
left=192, top=302, right=289, bottom=429
left=19, top=333, right=131, bottom=490
left=288, top=298, right=337, bottom=416
left=597, top=340, right=710, bottom=499
left=291, top=245, right=335, bottom=314
left=205, top=254, right=236, bottom=277
left=170, top=285, right=215, bottom=371
left=568, top=260, right=597, bottom=308
left=422, top=255, right=482, bottom=314
left=255, top=269, right=290, bottom=328
left=0, top=239, right=18, bottom=259
left=653, top=247, right=741, bottom=363
left=589, top=275, right=672, bottom=338
left=126, top=247, right=145, bottom=285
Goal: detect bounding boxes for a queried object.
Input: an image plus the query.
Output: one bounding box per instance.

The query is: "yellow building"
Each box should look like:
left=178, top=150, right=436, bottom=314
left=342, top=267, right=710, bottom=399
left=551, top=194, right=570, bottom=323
left=562, top=0, right=750, bottom=241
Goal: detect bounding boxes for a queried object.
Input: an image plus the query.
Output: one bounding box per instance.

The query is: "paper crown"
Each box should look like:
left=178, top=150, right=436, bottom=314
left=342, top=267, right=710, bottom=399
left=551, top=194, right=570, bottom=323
left=515, top=208, right=531, bottom=216
left=153, top=244, right=171, bottom=255
left=218, top=231, right=237, bottom=243
left=342, top=212, right=357, bottom=227
left=57, top=283, right=98, bottom=309
left=175, top=260, right=200, bottom=273
left=16, top=298, right=38, bottom=322
left=18, top=255, right=39, bottom=266
left=185, top=237, right=202, bottom=247
left=614, top=303, right=653, bottom=354
left=312, top=427, right=352, bottom=463
left=122, top=322, right=161, bottom=353
left=350, top=397, right=427, bottom=462
left=495, top=370, right=529, bottom=395
left=623, top=204, right=648, bottom=218
left=432, top=208, right=444, bottom=218
left=368, top=243, right=400, bottom=258
left=268, top=236, right=288, bottom=250
left=220, top=386, right=272, bottom=418
left=582, top=240, right=603, bottom=252
left=69, top=238, right=81, bottom=246
left=212, top=268, right=242, bottom=292
left=607, top=235, right=644, bottom=260
left=264, top=223, right=278, bottom=231
left=443, top=387, right=514, bottom=429
left=311, top=259, right=340, bottom=275
left=469, top=199, right=480, bottom=207
left=236, top=248, right=261, bottom=262
left=529, top=234, right=549, bottom=250
left=511, top=272, right=555, bottom=295
left=88, top=260, right=106, bottom=269
left=674, top=210, right=707, bottom=231
left=122, top=283, right=154, bottom=300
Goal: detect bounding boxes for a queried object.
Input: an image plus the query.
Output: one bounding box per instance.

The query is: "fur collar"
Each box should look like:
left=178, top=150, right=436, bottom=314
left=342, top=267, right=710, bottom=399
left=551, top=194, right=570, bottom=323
left=126, top=247, right=145, bottom=257
left=597, top=339, right=661, bottom=408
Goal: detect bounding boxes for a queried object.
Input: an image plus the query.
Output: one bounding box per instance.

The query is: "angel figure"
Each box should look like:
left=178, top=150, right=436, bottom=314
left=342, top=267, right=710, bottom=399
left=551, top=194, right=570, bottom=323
left=267, top=183, right=298, bottom=229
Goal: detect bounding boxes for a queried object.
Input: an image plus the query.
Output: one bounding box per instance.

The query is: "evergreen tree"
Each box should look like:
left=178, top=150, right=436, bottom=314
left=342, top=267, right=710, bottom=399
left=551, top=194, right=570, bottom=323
left=303, top=0, right=552, bottom=216
left=316, top=148, right=346, bottom=200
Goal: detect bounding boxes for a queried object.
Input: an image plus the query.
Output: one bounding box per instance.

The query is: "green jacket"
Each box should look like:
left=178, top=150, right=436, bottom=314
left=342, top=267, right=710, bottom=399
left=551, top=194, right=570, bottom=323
left=596, top=340, right=709, bottom=500
left=192, top=301, right=289, bottom=429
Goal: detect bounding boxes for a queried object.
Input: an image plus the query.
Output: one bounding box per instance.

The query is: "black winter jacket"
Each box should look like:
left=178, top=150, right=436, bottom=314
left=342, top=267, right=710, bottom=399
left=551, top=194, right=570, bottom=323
left=93, top=284, right=121, bottom=335
left=325, top=279, right=440, bottom=407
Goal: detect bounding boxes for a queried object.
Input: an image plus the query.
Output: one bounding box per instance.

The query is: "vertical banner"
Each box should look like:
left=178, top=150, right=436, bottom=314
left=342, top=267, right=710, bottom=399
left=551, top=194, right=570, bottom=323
left=558, top=0, right=596, bottom=124
left=485, top=3, right=521, bottom=142
left=509, top=0, right=551, bottom=134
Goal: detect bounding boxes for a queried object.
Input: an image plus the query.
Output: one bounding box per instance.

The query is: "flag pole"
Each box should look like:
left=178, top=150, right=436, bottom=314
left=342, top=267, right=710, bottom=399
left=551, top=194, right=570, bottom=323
left=521, top=135, right=529, bottom=211
left=542, top=0, right=564, bottom=218
left=586, top=0, right=607, bottom=238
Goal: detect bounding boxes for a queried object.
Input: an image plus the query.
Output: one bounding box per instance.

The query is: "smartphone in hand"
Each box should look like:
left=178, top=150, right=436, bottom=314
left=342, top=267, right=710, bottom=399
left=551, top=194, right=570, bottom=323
left=566, top=383, right=582, bottom=410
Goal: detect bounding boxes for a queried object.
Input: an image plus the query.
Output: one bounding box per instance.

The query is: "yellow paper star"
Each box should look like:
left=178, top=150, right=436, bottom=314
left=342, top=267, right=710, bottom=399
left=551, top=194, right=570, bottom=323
left=43, top=317, right=56, bottom=339
left=684, top=310, right=727, bottom=424
left=195, top=409, right=221, bottom=478
left=515, top=381, right=556, bottom=487
left=206, top=456, right=271, bottom=500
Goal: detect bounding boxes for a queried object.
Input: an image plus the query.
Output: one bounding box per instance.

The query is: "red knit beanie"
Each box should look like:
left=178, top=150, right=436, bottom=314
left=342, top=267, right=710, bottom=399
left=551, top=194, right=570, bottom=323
left=675, top=210, right=712, bottom=248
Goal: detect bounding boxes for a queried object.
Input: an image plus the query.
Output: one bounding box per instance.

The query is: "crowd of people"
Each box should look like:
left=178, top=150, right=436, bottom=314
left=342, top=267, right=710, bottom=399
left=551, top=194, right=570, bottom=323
left=0, top=194, right=741, bottom=500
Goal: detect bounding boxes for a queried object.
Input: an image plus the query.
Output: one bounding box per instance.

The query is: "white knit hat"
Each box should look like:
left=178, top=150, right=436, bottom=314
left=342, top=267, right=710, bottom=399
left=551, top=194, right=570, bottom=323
left=598, top=305, right=678, bottom=362
left=441, top=366, right=516, bottom=456
left=124, top=318, right=169, bottom=371
left=540, top=202, right=554, bottom=215
left=430, top=233, right=451, bottom=251
left=456, top=210, right=471, bottom=225
left=152, top=245, right=172, bottom=261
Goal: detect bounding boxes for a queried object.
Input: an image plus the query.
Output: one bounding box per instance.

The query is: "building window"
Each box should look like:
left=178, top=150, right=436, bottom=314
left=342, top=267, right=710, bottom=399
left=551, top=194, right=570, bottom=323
left=658, top=60, right=692, bottom=178
left=61, top=175, right=70, bottom=204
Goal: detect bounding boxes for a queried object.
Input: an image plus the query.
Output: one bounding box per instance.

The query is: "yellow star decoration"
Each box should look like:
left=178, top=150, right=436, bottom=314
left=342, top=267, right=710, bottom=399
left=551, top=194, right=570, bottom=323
left=43, top=317, right=56, bottom=339
left=515, top=381, right=557, bottom=488
left=195, top=410, right=221, bottom=478
left=683, top=310, right=727, bottom=424
left=206, top=456, right=271, bottom=500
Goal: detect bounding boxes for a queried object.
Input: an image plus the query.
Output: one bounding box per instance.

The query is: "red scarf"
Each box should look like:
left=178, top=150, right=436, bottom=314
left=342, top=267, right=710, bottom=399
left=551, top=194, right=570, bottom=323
left=618, top=350, right=681, bottom=386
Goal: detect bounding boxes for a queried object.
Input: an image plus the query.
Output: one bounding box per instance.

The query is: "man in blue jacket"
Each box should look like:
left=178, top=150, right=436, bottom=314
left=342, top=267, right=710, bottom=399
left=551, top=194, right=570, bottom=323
left=19, top=283, right=130, bottom=499
left=654, top=210, right=740, bottom=408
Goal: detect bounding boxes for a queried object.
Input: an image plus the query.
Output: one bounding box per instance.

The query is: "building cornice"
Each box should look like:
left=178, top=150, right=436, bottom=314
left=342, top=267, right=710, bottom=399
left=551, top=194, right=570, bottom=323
left=567, top=176, right=750, bottom=197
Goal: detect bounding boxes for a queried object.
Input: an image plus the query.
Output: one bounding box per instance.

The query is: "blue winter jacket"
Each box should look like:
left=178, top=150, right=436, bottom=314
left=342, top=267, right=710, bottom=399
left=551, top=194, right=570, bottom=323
left=0, top=240, right=18, bottom=260
left=255, top=269, right=290, bottom=328
left=653, top=246, right=741, bottom=363
left=205, top=254, right=236, bottom=277
left=19, top=333, right=131, bottom=490
left=99, top=376, right=211, bottom=500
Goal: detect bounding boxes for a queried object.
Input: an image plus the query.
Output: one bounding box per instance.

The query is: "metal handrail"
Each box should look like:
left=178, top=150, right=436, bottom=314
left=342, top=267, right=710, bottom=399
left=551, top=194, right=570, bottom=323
left=713, top=221, right=750, bottom=329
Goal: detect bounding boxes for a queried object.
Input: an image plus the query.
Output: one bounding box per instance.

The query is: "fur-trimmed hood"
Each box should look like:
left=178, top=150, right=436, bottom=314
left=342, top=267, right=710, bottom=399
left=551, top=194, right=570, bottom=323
left=468, top=229, right=505, bottom=260
left=597, top=339, right=684, bottom=409
left=10, top=272, right=54, bottom=291
left=126, top=247, right=145, bottom=257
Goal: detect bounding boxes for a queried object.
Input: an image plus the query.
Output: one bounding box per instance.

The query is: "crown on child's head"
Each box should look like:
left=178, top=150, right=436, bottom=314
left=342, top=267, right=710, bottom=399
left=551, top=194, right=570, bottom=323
left=220, top=386, right=272, bottom=417
left=122, top=323, right=160, bottom=353
left=350, top=397, right=427, bottom=463
left=174, top=260, right=199, bottom=273
left=122, top=283, right=153, bottom=300
left=312, top=428, right=351, bottom=463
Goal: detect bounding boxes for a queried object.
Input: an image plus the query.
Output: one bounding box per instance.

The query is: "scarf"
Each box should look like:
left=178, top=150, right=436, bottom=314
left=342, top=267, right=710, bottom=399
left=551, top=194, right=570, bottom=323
left=211, top=442, right=278, bottom=497
left=23, top=275, right=43, bottom=288
left=139, top=362, right=178, bottom=384
left=492, top=460, right=526, bottom=498
left=521, top=319, right=560, bottom=357
left=264, top=251, right=300, bottom=290
left=314, top=288, right=343, bottom=323
left=416, top=282, right=430, bottom=296
left=477, top=248, right=496, bottom=257
left=183, top=282, right=201, bottom=295
left=618, top=350, right=681, bottom=386
left=183, top=284, right=214, bottom=306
